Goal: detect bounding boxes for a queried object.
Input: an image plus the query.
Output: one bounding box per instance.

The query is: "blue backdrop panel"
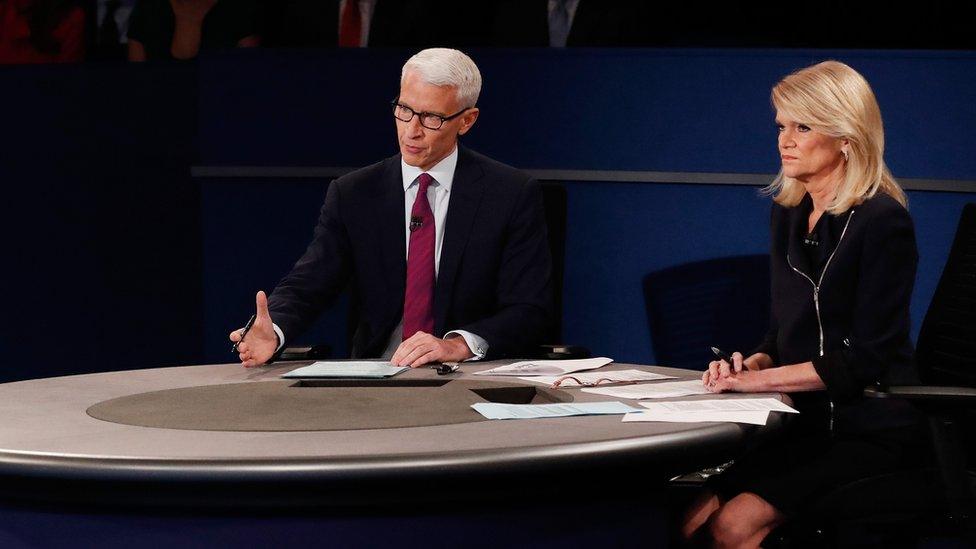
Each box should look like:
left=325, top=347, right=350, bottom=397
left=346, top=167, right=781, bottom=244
left=0, top=63, right=202, bottom=382
left=199, top=177, right=973, bottom=366
left=197, top=49, right=976, bottom=180
left=193, top=48, right=976, bottom=366
left=2, top=49, right=975, bottom=377
left=201, top=178, right=350, bottom=361
left=560, top=182, right=974, bottom=363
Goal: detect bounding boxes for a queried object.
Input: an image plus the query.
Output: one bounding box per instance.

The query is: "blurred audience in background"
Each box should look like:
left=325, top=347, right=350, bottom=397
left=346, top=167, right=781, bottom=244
left=88, top=0, right=134, bottom=60
left=127, top=0, right=260, bottom=62
left=0, top=0, right=86, bottom=63
left=259, top=0, right=650, bottom=49
left=1, top=0, right=974, bottom=66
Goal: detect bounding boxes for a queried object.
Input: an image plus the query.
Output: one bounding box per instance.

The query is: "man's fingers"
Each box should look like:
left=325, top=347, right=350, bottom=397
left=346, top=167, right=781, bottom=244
left=400, top=335, right=444, bottom=368
left=409, top=350, right=438, bottom=368
left=237, top=341, right=249, bottom=354
left=399, top=345, right=430, bottom=368
left=255, top=291, right=272, bottom=321
left=229, top=330, right=242, bottom=342
left=391, top=343, right=414, bottom=366
left=391, top=341, right=410, bottom=365
left=403, top=331, right=430, bottom=345
left=392, top=332, right=434, bottom=365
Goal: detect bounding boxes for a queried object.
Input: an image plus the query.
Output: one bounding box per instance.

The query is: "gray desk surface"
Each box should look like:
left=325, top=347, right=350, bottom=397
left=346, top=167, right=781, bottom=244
left=0, top=360, right=788, bottom=506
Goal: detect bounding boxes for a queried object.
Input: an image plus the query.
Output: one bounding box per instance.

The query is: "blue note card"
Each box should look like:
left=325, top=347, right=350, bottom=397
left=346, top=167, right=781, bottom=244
left=471, top=401, right=641, bottom=420
left=282, top=361, right=407, bottom=379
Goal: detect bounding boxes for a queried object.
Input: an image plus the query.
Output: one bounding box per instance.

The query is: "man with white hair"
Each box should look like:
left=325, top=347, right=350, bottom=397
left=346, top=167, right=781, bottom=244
left=230, top=48, right=554, bottom=368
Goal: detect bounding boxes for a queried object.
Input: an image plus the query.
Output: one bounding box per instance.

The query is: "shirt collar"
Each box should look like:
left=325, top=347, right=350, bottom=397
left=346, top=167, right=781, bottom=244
left=401, top=146, right=458, bottom=192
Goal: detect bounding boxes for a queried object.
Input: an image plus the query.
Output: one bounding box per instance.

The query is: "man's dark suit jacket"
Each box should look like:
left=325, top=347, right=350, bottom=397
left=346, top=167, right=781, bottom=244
left=268, top=146, right=554, bottom=359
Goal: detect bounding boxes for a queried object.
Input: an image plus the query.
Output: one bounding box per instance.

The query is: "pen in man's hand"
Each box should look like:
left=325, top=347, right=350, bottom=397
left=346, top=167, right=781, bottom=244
left=232, top=314, right=256, bottom=353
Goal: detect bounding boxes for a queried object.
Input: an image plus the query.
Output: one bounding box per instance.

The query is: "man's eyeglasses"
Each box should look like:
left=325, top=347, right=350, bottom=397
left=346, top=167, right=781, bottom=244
left=392, top=99, right=470, bottom=130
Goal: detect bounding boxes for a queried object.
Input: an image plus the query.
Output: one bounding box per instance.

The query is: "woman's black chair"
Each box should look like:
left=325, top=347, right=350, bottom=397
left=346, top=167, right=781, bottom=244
left=642, top=254, right=770, bottom=369
left=769, top=203, right=976, bottom=547
left=643, top=255, right=771, bottom=504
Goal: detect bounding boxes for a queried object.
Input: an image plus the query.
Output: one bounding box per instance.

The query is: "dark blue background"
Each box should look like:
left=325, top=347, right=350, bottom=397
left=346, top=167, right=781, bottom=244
left=2, top=48, right=974, bottom=381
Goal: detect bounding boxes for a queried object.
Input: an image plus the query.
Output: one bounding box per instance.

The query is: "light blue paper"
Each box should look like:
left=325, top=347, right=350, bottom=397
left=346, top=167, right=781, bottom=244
left=282, top=361, right=407, bottom=379
left=471, top=401, right=641, bottom=420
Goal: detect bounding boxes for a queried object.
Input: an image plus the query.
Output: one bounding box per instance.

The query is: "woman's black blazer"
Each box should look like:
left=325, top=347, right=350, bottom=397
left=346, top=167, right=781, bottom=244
left=755, top=192, right=920, bottom=433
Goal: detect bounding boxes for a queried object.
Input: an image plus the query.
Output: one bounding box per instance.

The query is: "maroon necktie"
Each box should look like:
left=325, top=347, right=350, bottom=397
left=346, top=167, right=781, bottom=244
left=402, top=173, right=435, bottom=340
left=338, top=1, right=362, bottom=47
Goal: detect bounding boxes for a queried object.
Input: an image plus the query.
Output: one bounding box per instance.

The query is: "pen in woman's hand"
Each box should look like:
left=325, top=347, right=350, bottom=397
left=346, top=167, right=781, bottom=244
left=710, top=346, right=744, bottom=374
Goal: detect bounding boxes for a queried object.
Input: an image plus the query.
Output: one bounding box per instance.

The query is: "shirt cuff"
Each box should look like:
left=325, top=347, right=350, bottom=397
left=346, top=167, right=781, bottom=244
left=445, top=330, right=488, bottom=361
left=272, top=323, right=285, bottom=353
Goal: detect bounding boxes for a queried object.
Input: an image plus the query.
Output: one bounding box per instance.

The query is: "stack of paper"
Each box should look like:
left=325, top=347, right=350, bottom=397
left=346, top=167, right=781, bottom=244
left=282, top=361, right=407, bottom=378
left=474, top=357, right=613, bottom=376
left=471, top=401, right=641, bottom=420
left=622, top=398, right=799, bottom=425
left=582, top=379, right=710, bottom=399
left=518, top=369, right=676, bottom=387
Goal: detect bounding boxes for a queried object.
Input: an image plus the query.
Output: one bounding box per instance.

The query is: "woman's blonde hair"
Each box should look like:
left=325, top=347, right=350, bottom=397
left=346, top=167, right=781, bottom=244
left=764, top=60, right=906, bottom=213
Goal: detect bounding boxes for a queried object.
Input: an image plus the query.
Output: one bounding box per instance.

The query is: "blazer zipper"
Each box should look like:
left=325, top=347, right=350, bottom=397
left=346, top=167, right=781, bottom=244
left=786, top=210, right=856, bottom=433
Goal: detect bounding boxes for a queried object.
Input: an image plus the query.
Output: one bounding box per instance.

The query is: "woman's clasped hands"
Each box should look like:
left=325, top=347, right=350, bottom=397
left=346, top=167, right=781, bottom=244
left=702, top=351, right=757, bottom=393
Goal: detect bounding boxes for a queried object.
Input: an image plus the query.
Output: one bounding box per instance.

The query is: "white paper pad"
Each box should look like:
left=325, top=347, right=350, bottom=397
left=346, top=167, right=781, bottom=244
left=622, top=398, right=798, bottom=426
left=638, top=397, right=798, bottom=414
left=581, top=379, right=709, bottom=399
left=517, top=369, right=676, bottom=386
left=282, top=361, right=407, bottom=379
left=474, top=357, right=613, bottom=376
left=622, top=410, right=770, bottom=425
left=471, top=401, right=641, bottom=420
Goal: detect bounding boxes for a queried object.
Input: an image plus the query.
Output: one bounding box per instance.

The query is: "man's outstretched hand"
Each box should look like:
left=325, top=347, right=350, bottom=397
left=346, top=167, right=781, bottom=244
left=229, top=291, right=278, bottom=368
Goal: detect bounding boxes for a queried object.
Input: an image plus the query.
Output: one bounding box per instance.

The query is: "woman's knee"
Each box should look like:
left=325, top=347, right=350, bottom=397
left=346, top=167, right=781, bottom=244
left=708, top=509, right=756, bottom=547
left=707, top=494, right=781, bottom=547
left=679, top=491, right=721, bottom=541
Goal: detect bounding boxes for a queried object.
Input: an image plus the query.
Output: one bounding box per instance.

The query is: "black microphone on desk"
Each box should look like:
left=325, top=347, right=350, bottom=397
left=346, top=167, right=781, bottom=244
left=410, top=216, right=423, bottom=232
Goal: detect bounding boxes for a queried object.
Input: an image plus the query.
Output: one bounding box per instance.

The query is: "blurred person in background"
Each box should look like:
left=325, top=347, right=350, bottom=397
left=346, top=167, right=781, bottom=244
left=127, top=0, right=259, bottom=62
left=89, top=0, right=134, bottom=60
left=0, top=0, right=86, bottom=64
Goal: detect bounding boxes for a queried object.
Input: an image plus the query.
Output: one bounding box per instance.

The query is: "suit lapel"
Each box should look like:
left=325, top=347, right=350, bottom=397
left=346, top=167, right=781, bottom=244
left=434, top=147, right=486, bottom=335
left=379, top=156, right=407, bottom=328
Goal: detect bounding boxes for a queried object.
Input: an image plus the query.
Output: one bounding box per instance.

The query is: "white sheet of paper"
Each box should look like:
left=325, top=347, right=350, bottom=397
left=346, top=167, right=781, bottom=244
left=622, top=410, right=770, bottom=425
left=581, top=379, right=709, bottom=399
left=281, top=361, right=407, bottom=378
left=473, top=357, right=613, bottom=376
left=471, top=401, right=641, bottom=420
left=517, top=369, right=676, bottom=386
left=638, top=397, right=798, bottom=414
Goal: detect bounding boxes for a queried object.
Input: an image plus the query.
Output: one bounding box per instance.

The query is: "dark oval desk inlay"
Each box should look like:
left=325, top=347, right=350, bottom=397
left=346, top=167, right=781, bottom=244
left=86, top=380, right=573, bottom=432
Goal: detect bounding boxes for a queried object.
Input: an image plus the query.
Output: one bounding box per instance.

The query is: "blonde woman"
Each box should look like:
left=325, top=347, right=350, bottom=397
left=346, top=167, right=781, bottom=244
left=681, top=61, right=925, bottom=547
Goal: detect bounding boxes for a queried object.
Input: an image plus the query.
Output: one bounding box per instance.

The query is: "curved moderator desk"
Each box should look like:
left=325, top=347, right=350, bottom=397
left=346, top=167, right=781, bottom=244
left=0, top=361, right=788, bottom=547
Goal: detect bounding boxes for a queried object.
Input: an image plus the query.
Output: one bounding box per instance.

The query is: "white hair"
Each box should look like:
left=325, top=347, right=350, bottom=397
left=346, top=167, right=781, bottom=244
left=401, top=48, right=482, bottom=108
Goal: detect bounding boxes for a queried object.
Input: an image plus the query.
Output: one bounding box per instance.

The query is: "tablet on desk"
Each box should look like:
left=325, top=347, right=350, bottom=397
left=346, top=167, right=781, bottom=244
left=281, top=361, right=407, bottom=379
